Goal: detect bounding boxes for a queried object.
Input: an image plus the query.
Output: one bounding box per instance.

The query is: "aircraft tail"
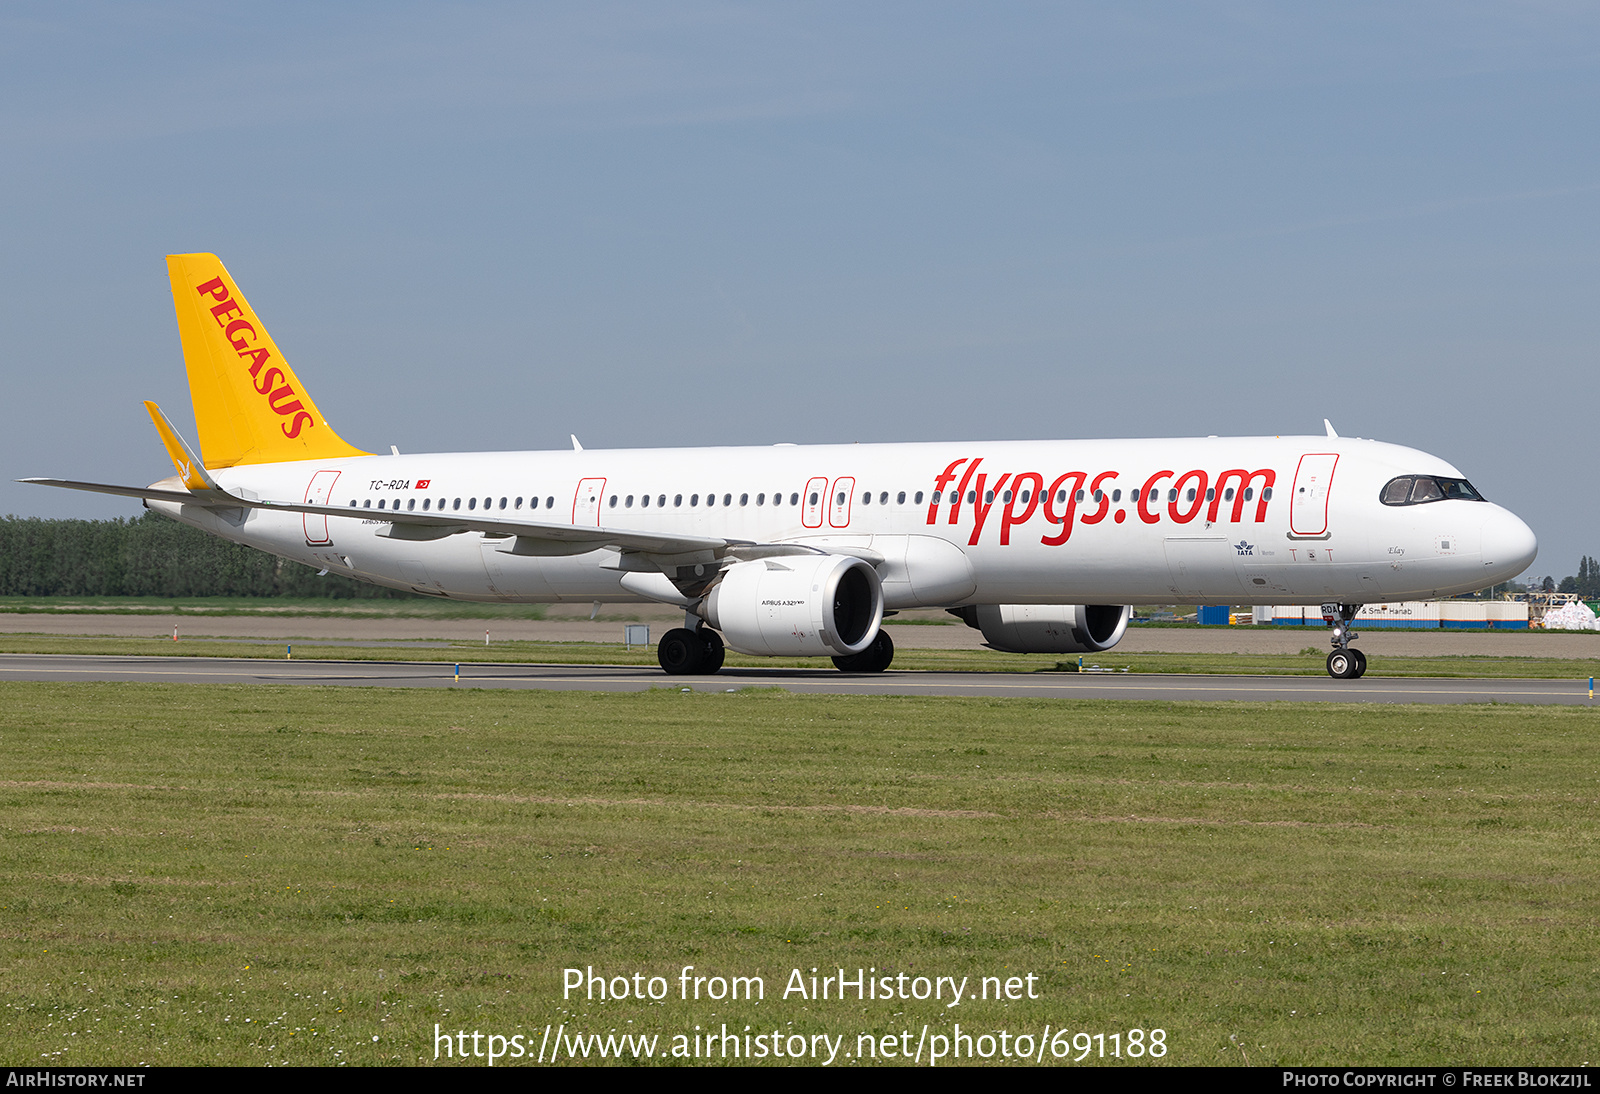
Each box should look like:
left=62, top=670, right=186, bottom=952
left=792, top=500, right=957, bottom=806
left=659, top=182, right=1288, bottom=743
left=165, top=253, right=368, bottom=468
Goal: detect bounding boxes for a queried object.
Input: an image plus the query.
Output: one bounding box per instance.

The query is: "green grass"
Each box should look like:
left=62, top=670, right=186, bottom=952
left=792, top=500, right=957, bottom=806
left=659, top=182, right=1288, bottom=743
left=0, top=632, right=1595, bottom=679
left=1, top=683, right=1597, bottom=1066
left=0, top=595, right=548, bottom=620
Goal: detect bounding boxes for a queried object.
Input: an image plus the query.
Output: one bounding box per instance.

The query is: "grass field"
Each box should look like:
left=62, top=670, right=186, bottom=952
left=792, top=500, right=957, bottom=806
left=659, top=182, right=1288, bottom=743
left=2, top=682, right=1596, bottom=1066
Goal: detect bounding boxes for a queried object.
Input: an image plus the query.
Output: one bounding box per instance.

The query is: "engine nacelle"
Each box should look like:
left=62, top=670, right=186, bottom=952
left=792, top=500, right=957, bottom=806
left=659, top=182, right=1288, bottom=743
left=962, top=603, right=1132, bottom=654
left=701, top=555, right=884, bottom=657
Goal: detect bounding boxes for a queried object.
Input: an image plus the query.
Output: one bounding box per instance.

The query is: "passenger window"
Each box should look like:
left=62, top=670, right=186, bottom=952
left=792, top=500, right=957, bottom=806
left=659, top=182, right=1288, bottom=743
left=640, top=495, right=649, bottom=508
left=674, top=495, right=683, bottom=507
left=898, top=491, right=907, bottom=504
left=514, top=497, right=522, bottom=509
left=837, top=492, right=847, bottom=506
left=1075, top=490, right=1085, bottom=503
left=407, top=499, right=416, bottom=511
left=1262, top=487, right=1273, bottom=502
left=1021, top=490, right=1030, bottom=504
left=862, top=492, right=871, bottom=505
left=1001, top=490, right=1011, bottom=503
left=1243, top=488, right=1253, bottom=502
left=529, top=496, right=538, bottom=509
left=1223, top=487, right=1234, bottom=501
left=1186, top=488, right=1196, bottom=502
left=931, top=490, right=941, bottom=504
left=986, top=490, right=995, bottom=504
left=1057, top=490, right=1066, bottom=503
left=967, top=490, right=976, bottom=504
left=1093, top=490, right=1104, bottom=503
left=484, top=497, right=492, bottom=509
left=756, top=493, right=765, bottom=506
left=724, top=494, right=732, bottom=506
left=377, top=499, right=386, bottom=509
left=625, top=495, right=634, bottom=508
left=740, top=493, right=748, bottom=506
left=421, top=498, right=430, bottom=510
left=609, top=495, right=618, bottom=508
left=791, top=493, right=800, bottom=506
left=880, top=491, right=888, bottom=505
left=810, top=492, right=819, bottom=505
left=499, top=497, right=507, bottom=509
left=691, top=494, right=700, bottom=507
left=1168, top=489, right=1178, bottom=502
left=468, top=498, right=476, bottom=510
left=1111, top=489, right=1121, bottom=502
left=1205, top=488, right=1213, bottom=501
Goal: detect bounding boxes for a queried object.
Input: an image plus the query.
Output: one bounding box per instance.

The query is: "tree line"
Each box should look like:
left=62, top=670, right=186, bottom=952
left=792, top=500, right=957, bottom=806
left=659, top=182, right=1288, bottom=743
left=0, top=513, right=416, bottom=598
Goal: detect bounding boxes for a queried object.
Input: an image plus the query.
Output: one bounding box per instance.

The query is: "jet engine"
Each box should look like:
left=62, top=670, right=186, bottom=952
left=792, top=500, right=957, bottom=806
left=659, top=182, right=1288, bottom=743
left=700, top=555, right=884, bottom=657
left=954, top=603, right=1132, bottom=654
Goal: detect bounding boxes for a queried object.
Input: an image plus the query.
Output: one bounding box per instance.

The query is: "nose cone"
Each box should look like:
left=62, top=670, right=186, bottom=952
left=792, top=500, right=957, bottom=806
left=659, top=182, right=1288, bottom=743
left=1480, top=506, right=1538, bottom=583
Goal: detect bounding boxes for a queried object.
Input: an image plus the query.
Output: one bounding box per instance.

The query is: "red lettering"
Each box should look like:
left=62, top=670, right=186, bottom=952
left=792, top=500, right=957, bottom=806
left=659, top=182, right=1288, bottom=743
left=240, top=346, right=271, bottom=374
left=928, top=459, right=967, bottom=524
left=253, top=366, right=284, bottom=395
left=1040, top=472, right=1086, bottom=546
left=224, top=319, right=257, bottom=351
left=1208, top=469, right=1276, bottom=523
left=1138, top=471, right=1173, bottom=524
left=947, top=458, right=983, bottom=525
left=967, top=473, right=1011, bottom=546
left=282, top=411, right=313, bottom=438
left=210, top=299, right=244, bottom=326
left=194, top=277, right=229, bottom=302
left=267, top=387, right=304, bottom=416
left=1000, top=472, right=1043, bottom=545
left=1168, top=469, right=1207, bottom=523
left=1079, top=471, right=1115, bottom=525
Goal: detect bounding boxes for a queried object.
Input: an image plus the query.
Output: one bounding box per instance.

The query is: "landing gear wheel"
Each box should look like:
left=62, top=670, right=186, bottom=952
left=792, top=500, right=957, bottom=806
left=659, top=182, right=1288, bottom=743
left=658, top=628, right=705, bottom=675
left=1350, top=648, right=1367, bottom=678
left=831, top=629, right=895, bottom=673
left=700, top=628, right=725, bottom=674
left=1327, top=650, right=1358, bottom=679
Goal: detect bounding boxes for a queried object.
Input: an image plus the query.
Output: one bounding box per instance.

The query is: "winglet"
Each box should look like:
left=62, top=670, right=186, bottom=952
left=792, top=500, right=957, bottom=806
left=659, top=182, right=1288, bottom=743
left=1324, top=418, right=1339, bottom=438
left=144, top=400, right=219, bottom=491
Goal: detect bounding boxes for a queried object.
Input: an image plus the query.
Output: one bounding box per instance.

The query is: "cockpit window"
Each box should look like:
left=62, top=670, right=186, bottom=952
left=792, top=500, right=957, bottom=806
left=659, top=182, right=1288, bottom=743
left=1380, top=475, right=1485, bottom=506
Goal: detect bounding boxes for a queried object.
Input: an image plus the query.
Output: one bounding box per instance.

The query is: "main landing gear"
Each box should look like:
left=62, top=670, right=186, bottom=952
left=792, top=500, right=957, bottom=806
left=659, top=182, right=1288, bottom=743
left=832, top=629, right=895, bottom=673
left=1323, top=603, right=1367, bottom=679
left=657, top=623, right=725, bottom=675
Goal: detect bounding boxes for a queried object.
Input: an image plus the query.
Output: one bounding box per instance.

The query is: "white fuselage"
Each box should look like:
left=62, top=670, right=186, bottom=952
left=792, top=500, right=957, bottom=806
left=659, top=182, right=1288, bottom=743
left=148, top=435, right=1538, bottom=608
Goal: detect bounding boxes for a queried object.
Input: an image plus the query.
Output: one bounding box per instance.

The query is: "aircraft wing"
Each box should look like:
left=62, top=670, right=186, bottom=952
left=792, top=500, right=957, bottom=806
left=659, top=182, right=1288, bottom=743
left=19, top=477, right=734, bottom=557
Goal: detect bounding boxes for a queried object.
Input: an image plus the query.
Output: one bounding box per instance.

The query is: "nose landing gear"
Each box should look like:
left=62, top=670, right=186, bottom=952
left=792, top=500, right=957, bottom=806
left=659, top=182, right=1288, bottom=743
left=1322, top=603, right=1367, bottom=679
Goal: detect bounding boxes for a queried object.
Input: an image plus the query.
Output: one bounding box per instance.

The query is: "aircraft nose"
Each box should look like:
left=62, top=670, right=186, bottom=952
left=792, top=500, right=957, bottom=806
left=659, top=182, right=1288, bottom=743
left=1480, top=506, right=1538, bottom=581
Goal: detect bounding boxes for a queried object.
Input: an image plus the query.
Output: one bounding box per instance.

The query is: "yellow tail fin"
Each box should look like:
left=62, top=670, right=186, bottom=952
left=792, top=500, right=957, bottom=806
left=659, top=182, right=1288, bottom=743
left=166, top=253, right=368, bottom=468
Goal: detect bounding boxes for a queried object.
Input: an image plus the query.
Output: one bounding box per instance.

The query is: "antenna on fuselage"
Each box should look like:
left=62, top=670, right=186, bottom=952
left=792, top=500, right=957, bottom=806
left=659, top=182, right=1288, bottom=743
left=571, top=434, right=584, bottom=452
left=1324, top=419, right=1339, bottom=438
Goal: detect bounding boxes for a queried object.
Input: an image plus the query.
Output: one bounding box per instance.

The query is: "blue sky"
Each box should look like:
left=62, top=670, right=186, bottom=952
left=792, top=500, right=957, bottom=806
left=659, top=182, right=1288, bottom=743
left=3, top=2, right=1595, bottom=581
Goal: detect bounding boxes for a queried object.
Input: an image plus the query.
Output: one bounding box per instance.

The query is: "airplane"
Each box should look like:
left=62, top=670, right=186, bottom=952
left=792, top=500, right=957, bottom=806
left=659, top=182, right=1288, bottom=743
left=24, top=254, right=1539, bottom=680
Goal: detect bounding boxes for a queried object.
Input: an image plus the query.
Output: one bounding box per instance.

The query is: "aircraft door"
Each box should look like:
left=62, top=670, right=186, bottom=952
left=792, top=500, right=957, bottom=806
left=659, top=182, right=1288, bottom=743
left=303, top=470, right=341, bottom=545
left=573, top=478, right=607, bottom=526
left=1290, top=454, right=1338, bottom=536
left=802, top=477, right=827, bottom=529
left=829, top=476, right=856, bottom=529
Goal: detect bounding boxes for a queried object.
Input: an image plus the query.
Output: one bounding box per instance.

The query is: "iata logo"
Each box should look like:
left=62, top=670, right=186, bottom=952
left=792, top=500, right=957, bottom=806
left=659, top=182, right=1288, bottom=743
left=194, top=277, right=315, bottom=439
left=1234, top=540, right=1254, bottom=556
